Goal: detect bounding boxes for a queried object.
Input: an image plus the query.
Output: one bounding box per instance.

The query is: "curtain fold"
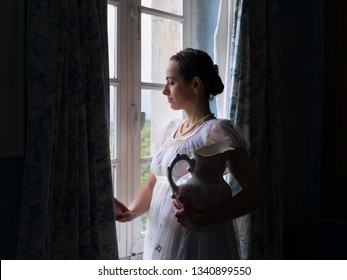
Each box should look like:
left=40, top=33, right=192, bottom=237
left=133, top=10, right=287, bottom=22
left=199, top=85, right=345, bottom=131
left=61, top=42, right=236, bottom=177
left=214, top=0, right=235, bottom=119
left=17, top=0, right=118, bottom=259
left=229, top=0, right=283, bottom=259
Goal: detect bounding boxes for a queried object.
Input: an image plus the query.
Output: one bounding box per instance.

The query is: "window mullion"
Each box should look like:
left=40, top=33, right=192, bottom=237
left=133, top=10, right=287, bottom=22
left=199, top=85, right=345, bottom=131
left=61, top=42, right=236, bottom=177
left=140, top=6, right=185, bottom=22
left=183, top=0, right=193, bottom=48
left=127, top=0, right=143, bottom=258
left=141, top=82, right=164, bottom=91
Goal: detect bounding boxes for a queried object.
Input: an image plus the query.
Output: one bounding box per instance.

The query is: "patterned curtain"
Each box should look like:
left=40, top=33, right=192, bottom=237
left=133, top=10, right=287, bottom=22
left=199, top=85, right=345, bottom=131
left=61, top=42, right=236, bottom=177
left=229, top=0, right=283, bottom=259
left=17, top=0, right=118, bottom=259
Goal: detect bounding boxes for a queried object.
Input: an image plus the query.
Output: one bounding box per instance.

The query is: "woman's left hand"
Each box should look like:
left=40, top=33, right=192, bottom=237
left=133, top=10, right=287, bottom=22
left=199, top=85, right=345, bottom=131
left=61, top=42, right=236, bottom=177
left=172, top=192, right=205, bottom=230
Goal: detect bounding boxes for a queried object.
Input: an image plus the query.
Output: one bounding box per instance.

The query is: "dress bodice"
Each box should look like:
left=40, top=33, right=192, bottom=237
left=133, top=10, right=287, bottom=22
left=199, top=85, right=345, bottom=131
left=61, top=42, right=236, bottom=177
left=151, top=118, right=248, bottom=178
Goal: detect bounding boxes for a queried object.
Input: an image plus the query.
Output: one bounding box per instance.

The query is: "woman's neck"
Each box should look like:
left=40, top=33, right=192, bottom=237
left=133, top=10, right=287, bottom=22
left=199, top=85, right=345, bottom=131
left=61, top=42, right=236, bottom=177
left=184, top=104, right=213, bottom=126
left=175, top=110, right=215, bottom=138
left=184, top=112, right=213, bottom=126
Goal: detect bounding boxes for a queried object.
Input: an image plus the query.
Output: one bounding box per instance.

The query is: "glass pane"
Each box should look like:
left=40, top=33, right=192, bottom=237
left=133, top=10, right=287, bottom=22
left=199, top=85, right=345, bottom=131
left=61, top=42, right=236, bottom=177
left=112, top=166, right=118, bottom=208
left=112, top=166, right=119, bottom=228
left=107, top=4, right=118, bottom=78
left=112, top=166, right=117, bottom=190
left=141, top=13, right=182, bottom=84
left=110, top=86, right=117, bottom=159
left=141, top=0, right=183, bottom=16
left=140, top=164, right=151, bottom=233
left=141, top=89, right=182, bottom=157
left=141, top=89, right=152, bottom=157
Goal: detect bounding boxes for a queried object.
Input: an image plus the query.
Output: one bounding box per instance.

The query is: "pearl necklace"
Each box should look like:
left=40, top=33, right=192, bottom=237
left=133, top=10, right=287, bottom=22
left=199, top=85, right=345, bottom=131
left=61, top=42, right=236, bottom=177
left=179, top=113, right=214, bottom=136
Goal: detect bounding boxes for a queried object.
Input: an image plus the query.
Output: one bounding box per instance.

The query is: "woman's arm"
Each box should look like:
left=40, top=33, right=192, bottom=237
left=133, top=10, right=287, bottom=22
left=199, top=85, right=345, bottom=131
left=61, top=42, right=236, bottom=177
left=173, top=149, right=267, bottom=229
left=116, top=171, right=157, bottom=222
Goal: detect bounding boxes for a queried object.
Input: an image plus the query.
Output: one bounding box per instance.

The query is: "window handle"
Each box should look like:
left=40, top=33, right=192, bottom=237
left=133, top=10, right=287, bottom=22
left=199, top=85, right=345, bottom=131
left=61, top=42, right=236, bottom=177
left=130, top=6, right=141, bottom=19
left=130, top=6, right=141, bottom=40
left=132, top=104, right=146, bottom=137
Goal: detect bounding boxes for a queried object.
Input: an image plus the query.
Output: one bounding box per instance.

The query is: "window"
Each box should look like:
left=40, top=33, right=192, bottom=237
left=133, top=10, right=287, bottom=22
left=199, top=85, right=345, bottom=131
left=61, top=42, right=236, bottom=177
left=107, top=0, right=193, bottom=259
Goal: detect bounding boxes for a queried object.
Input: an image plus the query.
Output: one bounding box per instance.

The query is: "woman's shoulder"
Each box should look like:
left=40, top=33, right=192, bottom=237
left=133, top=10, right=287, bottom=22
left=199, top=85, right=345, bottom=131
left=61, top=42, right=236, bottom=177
left=207, top=118, right=237, bottom=132
left=205, top=118, right=249, bottom=149
left=155, top=119, right=182, bottom=148
left=209, top=118, right=233, bottom=125
left=167, top=119, right=182, bottom=134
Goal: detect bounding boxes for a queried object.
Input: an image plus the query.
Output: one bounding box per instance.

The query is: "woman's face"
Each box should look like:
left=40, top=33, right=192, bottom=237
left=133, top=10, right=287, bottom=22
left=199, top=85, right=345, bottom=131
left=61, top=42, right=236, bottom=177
left=162, top=60, right=195, bottom=111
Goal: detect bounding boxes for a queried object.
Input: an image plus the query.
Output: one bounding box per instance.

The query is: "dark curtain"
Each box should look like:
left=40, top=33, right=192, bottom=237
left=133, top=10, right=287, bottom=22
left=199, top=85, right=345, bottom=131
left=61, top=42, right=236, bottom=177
left=229, top=0, right=283, bottom=259
left=17, top=0, right=118, bottom=259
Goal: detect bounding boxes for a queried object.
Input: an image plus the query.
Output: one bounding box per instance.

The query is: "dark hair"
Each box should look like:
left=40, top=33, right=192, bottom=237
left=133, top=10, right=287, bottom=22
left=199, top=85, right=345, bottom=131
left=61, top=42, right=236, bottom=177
left=170, top=48, right=224, bottom=98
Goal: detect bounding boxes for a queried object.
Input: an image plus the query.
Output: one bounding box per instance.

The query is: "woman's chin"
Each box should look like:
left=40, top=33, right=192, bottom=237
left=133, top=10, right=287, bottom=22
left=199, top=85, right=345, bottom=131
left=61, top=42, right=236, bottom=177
left=170, top=104, right=181, bottom=111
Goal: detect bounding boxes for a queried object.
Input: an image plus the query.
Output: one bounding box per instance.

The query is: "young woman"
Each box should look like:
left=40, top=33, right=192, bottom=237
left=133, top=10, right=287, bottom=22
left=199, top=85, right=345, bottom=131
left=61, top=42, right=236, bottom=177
left=115, top=48, right=266, bottom=259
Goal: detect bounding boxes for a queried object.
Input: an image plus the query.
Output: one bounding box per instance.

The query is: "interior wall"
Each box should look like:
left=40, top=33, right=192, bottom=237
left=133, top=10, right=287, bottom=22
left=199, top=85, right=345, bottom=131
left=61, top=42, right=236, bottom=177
left=321, top=0, right=347, bottom=220
left=0, top=159, right=24, bottom=259
left=0, top=0, right=25, bottom=259
left=279, top=0, right=324, bottom=226
left=0, top=1, right=24, bottom=158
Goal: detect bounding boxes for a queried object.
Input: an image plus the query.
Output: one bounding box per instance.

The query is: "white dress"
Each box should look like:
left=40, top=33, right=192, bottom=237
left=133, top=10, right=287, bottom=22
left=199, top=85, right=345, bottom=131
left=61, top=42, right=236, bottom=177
left=143, top=118, right=247, bottom=260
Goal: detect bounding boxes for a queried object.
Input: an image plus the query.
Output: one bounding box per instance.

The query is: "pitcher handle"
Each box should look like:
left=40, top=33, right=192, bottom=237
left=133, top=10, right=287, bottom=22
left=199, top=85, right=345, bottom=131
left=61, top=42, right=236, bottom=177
left=167, top=153, right=195, bottom=194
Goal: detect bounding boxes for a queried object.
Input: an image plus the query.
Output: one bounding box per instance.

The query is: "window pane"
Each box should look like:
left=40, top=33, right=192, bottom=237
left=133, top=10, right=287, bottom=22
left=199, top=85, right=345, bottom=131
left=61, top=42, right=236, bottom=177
left=141, top=14, right=183, bottom=84
left=112, top=166, right=120, bottom=237
left=141, top=89, right=152, bottom=157
left=140, top=164, right=151, bottom=233
left=141, top=89, right=182, bottom=157
left=112, top=166, right=118, bottom=204
left=141, top=0, right=183, bottom=16
left=110, top=85, right=117, bottom=159
left=112, top=166, right=117, bottom=188
left=107, top=4, right=118, bottom=78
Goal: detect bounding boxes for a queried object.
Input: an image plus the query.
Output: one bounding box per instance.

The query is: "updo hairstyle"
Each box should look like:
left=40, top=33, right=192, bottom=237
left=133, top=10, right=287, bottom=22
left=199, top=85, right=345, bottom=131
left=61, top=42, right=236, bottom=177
left=170, top=48, right=224, bottom=99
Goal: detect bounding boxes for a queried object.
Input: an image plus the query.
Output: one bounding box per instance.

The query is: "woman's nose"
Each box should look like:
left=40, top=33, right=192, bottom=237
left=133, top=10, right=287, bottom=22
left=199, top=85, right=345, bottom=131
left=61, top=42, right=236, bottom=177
left=162, top=84, right=169, bottom=95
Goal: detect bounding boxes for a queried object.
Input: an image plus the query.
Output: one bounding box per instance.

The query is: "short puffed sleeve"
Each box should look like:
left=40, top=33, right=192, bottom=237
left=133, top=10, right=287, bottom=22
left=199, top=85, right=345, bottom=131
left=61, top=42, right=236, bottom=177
left=207, top=119, right=249, bottom=149
left=154, top=119, right=180, bottom=152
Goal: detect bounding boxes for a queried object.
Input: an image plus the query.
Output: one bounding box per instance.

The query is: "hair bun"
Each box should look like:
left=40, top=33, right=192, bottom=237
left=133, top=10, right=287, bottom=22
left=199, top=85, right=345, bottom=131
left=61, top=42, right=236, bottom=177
left=171, top=48, right=224, bottom=98
left=213, top=64, right=219, bottom=74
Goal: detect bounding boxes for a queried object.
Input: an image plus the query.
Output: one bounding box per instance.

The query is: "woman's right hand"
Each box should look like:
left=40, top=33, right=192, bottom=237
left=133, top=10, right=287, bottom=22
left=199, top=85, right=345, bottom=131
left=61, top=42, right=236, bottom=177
left=172, top=192, right=205, bottom=230
left=114, top=197, right=135, bottom=222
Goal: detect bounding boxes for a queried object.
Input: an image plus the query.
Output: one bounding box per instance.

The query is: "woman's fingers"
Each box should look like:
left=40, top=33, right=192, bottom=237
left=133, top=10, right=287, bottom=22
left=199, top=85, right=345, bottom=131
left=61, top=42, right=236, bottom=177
left=116, top=211, right=134, bottom=222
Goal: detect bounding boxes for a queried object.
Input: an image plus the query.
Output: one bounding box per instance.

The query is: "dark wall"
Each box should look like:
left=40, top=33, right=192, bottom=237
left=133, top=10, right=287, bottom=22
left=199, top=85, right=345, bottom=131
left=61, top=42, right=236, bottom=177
left=0, top=0, right=25, bottom=259
left=0, top=159, right=24, bottom=259
left=321, top=0, right=347, bottom=221
left=279, top=0, right=324, bottom=226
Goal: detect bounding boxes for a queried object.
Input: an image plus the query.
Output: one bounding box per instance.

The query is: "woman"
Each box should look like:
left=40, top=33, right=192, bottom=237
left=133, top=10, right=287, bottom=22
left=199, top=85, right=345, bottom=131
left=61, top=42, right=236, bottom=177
left=115, top=48, right=266, bottom=259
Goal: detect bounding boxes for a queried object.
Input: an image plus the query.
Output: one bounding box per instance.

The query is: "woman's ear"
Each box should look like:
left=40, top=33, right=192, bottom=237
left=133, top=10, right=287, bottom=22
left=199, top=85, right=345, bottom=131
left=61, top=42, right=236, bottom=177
left=192, top=76, right=202, bottom=92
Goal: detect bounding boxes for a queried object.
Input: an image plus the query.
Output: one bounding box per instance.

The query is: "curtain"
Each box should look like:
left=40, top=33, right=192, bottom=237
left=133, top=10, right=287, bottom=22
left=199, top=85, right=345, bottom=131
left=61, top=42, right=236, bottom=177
left=214, top=0, right=235, bottom=119
left=17, top=0, right=118, bottom=259
left=229, top=0, right=283, bottom=259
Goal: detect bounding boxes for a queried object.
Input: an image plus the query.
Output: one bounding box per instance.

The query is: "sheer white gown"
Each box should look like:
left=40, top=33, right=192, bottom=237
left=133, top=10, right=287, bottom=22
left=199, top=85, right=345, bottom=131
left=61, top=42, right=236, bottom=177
left=143, top=119, right=247, bottom=260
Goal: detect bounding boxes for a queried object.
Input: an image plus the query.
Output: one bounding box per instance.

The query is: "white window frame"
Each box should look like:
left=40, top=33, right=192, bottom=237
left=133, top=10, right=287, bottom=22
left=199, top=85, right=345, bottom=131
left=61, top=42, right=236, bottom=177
left=108, top=0, right=194, bottom=259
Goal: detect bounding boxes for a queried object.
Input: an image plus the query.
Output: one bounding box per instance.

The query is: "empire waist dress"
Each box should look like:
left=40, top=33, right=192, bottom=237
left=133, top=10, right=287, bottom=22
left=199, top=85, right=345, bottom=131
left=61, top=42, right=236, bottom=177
left=143, top=118, right=247, bottom=260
